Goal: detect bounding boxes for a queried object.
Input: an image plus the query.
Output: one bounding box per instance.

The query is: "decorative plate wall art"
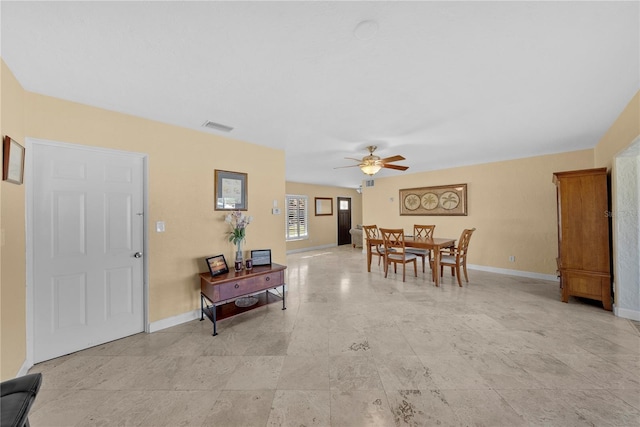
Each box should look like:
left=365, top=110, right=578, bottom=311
left=399, top=184, right=467, bottom=216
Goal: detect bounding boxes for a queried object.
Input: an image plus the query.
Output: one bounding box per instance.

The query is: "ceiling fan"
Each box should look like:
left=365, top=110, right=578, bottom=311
left=335, top=145, right=409, bottom=176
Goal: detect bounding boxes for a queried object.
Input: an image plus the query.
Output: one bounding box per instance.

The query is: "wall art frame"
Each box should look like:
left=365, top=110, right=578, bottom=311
left=215, top=169, right=247, bottom=211
left=205, top=254, right=229, bottom=277
left=3, top=135, right=25, bottom=185
left=314, top=197, right=333, bottom=216
left=399, top=183, right=467, bottom=216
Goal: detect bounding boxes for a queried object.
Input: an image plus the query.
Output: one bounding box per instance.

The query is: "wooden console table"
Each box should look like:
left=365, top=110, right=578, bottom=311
left=199, top=263, right=287, bottom=335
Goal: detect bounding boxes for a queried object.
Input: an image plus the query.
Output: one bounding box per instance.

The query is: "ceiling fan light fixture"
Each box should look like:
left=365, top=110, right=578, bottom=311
left=335, top=145, right=407, bottom=176
left=360, top=163, right=382, bottom=175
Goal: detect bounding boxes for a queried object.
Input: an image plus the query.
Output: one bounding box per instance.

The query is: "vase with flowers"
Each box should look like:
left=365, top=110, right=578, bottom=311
left=225, top=210, right=252, bottom=268
left=224, top=210, right=257, bottom=307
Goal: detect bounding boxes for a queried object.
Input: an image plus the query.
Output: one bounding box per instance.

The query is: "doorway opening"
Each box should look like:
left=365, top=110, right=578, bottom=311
left=337, top=197, right=352, bottom=246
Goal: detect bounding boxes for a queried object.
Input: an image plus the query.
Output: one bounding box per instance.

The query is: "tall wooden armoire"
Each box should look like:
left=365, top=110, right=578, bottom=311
left=553, top=168, right=612, bottom=310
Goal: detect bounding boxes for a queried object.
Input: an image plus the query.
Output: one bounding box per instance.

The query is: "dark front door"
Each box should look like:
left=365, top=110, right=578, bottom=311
left=337, top=197, right=352, bottom=245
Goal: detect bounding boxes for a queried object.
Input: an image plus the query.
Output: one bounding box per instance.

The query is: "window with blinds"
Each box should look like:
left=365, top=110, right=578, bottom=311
left=286, top=195, right=308, bottom=240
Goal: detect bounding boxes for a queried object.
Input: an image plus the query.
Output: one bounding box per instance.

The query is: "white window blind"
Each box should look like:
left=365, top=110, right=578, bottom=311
left=286, top=195, right=308, bottom=240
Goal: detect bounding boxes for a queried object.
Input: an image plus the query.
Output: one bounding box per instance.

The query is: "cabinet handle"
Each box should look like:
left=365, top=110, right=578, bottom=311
left=265, top=277, right=270, bottom=282
left=234, top=284, right=239, bottom=289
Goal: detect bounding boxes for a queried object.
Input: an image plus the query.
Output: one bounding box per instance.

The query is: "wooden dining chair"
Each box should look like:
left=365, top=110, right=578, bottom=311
left=379, top=228, right=418, bottom=282
left=405, top=224, right=436, bottom=273
left=438, top=228, right=476, bottom=286
left=362, top=225, right=388, bottom=267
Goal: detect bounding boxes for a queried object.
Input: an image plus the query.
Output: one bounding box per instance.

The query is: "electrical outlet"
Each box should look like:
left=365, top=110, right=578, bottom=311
left=509, top=255, right=515, bottom=262
left=272, top=208, right=281, bottom=215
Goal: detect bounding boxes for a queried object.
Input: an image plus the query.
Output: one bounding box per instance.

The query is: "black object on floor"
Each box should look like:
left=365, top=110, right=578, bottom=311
left=1, top=372, right=43, bottom=427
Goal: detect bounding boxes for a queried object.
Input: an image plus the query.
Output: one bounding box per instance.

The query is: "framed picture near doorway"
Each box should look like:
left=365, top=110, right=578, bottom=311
left=3, top=135, right=25, bottom=185
left=314, top=197, right=333, bottom=216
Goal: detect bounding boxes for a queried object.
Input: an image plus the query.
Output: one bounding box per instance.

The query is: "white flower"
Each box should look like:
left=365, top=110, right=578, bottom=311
left=225, top=210, right=251, bottom=245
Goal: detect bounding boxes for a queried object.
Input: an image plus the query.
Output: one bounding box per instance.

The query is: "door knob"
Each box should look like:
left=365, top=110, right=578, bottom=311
left=134, top=252, right=143, bottom=258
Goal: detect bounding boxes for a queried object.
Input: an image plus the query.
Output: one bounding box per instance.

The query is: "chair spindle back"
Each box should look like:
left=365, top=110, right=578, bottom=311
left=414, top=225, right=435, bottom=239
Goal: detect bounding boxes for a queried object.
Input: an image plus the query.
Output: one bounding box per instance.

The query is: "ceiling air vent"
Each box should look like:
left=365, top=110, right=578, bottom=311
left=202, top=120, right=234, bottom=132
left=365, top=179, right=375, bottom=187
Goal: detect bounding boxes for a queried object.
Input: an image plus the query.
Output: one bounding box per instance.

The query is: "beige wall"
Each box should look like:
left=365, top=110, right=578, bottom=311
left=363, top=150, right=594, bottom=275
left=1, top=61, right=28, bottom=379
left=595, top=91, right=640, bottom=170
left=285, top=182, right=362, bottom=252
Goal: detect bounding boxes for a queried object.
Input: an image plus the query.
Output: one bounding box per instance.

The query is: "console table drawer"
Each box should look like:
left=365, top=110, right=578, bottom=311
left=200, top=267, right=285, bottom=303
left=218, top=280, right=250, bottom=300
left=218, top=272, right=282, bottom=300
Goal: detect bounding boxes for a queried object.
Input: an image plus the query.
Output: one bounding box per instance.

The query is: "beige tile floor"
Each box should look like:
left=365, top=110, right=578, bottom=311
left=28, top=246, right=640, bottom=426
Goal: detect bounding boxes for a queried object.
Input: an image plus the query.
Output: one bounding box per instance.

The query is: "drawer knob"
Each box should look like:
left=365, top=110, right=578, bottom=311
left=265, top=277, right=270, bottom=282
left=234, top=284, right=239, bottom=289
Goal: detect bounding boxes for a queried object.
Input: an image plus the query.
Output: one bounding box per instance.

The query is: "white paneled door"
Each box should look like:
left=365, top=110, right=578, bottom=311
left=32, top=142, right=145, bottom=363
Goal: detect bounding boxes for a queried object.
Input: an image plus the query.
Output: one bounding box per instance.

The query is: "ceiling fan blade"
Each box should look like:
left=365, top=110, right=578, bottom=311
left=382, top=163, right=409, bottom=171
left=333, top=164, right=361, bottom=169
left=380, top=155, right=405, bottom=163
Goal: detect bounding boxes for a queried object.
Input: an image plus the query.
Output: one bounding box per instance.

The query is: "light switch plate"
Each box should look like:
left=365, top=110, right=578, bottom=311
left=156, top=221, right=165, bottom=232
left=272, top=208, right=281, bottom=215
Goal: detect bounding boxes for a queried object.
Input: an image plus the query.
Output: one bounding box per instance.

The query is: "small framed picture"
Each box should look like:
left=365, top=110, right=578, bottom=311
left=251, top=249, right=271, bottom=266
left=205, top=254, right=229, bottom=277
left=3, top=135, right=25, bottom=185
left=314, top=197, right=333, bottom=216
left=215, top=169, right=248, bottom=211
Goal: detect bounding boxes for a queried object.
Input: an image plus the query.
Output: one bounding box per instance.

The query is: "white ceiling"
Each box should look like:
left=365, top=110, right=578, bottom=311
left=1, top=1, right=638, bottom=189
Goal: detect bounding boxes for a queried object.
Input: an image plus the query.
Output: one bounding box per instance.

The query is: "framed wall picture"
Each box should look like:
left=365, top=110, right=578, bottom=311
left=251, top=249, right=272, bottom=266
left=3, top=135, right=25, bottom=185
left=215, top=169, right=248, bottom=211
left=314, top=197, right=333, bottom=216
left=205, top=254, right=229, bottom=277
left=399, top=183, right=468, bottom=216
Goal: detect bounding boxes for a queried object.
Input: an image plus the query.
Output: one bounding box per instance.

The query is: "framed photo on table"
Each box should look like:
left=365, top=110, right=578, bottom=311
left=3, top=136, right=25, bottom=185
left=251, top=249, right=271, bottom=266
left=215, top=169, right=247, bottom=211
left=205, top=254, right=229, bottom=277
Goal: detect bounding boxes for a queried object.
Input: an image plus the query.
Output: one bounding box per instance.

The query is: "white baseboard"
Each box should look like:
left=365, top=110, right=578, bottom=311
left=148, top=309, right=200, bottom=332
left=466, top=264, right=558, bottom=282
left=17, top=359, right=32, bottom=377
left=286, top=243, right=337, bottom=255
left=614, top=306, right=640, bottom=321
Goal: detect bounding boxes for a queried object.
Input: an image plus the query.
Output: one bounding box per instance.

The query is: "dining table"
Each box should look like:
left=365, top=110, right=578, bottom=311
left=365, top=236, right=456, bottom=286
